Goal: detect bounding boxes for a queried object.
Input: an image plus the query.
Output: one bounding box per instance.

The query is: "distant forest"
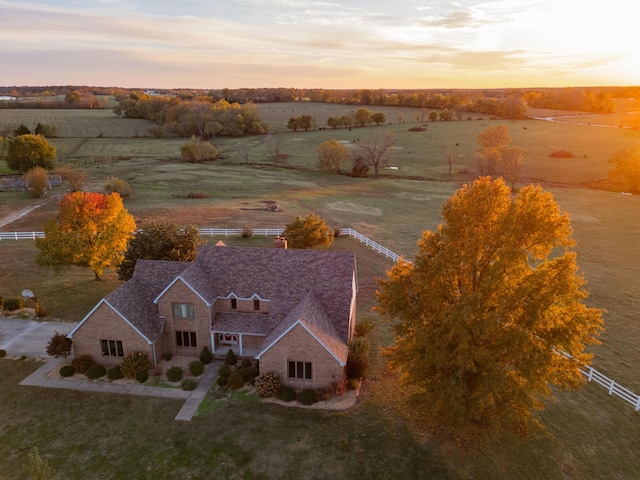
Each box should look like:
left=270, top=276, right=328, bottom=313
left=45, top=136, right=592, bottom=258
left=2, top=85, right=639, bottom=117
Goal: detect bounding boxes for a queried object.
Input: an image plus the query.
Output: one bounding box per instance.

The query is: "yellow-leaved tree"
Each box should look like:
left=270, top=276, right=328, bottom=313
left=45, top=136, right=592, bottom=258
left=36, top=192, right=136, bottom=280
left=376, top=177, right=603, bottom=441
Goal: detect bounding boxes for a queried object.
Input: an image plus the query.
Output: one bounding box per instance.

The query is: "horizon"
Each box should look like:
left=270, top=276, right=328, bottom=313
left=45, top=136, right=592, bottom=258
left=1, top=1, right=638, bottom=90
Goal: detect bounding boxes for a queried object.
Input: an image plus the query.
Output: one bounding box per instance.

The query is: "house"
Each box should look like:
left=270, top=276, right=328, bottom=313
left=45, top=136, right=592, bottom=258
left=68, top=243, right=358, bottom=389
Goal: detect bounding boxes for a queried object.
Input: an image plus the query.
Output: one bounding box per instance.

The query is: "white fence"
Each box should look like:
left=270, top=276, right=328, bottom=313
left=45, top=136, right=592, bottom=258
left=2, top=225, right=638, bottom=411
left=0, top=231, right=44, bottom=240
left=559, top=351, right=640, bottom=411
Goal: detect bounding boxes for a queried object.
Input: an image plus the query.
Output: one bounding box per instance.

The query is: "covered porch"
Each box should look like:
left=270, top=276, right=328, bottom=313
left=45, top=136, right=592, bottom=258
left=210, top=330, right=264, bottom=358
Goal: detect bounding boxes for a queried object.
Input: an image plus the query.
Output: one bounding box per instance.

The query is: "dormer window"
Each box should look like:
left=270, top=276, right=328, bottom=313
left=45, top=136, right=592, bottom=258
left=231, top=298, right=237, bottom=310
left=254, top=299, right=260, bottom=311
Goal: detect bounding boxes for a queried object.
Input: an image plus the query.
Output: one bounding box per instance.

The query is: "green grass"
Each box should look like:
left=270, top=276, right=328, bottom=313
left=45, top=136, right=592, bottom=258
left=0, top=109, right=153, bottom=138
left=2, top=103, right=640, bottom=479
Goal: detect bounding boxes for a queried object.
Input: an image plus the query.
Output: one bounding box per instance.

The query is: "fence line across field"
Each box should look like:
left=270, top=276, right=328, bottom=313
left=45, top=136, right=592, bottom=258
left=1, top=225, right=638, bottom=411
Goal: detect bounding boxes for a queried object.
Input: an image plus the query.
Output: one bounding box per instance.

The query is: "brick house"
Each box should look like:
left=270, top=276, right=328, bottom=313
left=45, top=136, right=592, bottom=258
left=68, top=243, right=358, bottom=389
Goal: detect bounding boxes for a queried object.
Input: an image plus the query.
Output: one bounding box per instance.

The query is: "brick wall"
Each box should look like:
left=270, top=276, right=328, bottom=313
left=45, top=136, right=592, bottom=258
left=157, top=280, right=211, bottom=359
left=259, top=323, right=344, bottom=390
left=72, top=302, right=154, bottom=366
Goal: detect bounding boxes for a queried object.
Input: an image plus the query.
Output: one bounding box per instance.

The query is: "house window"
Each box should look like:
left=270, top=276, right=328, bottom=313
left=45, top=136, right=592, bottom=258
left=101, top=339, right=124, bottom=357
left=288, top=361, right=312, bottom=380
left=176, top=331, right=197, bottom=348
left=253, top=299, right=260, bottom=311
left=172, top=303, right=194, bottom=319
left=230, top=298, right=237, bottom=310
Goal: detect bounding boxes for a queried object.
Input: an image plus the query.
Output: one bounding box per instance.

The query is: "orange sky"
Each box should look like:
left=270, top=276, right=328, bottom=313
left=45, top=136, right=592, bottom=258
left=0, top=0, right=637, bottom=89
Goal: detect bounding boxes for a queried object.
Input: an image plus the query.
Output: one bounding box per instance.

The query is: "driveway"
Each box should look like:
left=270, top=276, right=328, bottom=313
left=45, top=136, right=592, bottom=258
left=0, top=318, right=77, bottom=357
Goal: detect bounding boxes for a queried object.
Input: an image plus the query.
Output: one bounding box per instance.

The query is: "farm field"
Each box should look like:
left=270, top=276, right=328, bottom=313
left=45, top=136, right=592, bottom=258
left=0, top=103, right=639, bottom=479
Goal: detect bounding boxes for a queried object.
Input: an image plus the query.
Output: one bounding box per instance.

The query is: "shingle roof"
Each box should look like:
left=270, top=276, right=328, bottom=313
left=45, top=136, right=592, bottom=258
left=105, top=260, right=189, bottom=341
left=259, top=290, right=348, bottom=364
left=106, top=245, right=356, bottom=352
left=181, top=245, right=356, bottom=343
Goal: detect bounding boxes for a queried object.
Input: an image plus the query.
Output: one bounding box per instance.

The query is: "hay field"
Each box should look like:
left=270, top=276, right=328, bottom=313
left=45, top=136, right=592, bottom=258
left=0, top=108, right=153, bottom=137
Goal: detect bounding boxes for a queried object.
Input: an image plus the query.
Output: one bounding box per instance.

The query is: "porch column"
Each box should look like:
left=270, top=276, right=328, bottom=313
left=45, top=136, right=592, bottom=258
left=239, top=333, right=244, bottom=356
left=210, top=331, right=215, bottom=354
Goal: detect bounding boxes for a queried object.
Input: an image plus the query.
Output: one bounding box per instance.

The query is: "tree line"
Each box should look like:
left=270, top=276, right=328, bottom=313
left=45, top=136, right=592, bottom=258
left=113, top=93, right=267, bottom=139
left=3, top=85, right=633, bottom=116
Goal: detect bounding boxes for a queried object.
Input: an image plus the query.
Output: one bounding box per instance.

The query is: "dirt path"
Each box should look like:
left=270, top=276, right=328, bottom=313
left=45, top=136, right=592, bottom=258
left=0, top=193, right=60, bottom=229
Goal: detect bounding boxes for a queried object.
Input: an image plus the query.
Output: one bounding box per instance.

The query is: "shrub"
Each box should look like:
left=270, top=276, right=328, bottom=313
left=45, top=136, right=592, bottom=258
left=241, top=227, right=253, bottom=238
left=550, top=150, right=574, bottom=158
left=180, top=139, right=220, bottom=163
left=347, top=378, right=359, bottom=390
left=167, top=365, right=184, bottom=382
left=36, top=306, right=48, bottom=318
left=254, top=372, right=282, bottom=398
left=0, top=297, right=3, bottom=309
left=107, top=366, right=122, bottom=380
left=71, top=355, right=93, bottom=374
left=181, top=379, right=197, bottom=391
left=136, top=370, right=149, bottom=383
left=0, top=349, right=6, bottom=358
left=297, top=389, right=319, bottom=405
left=218, top=363, right=232, bottom=378
left=3, top=297, right=23, bottom=312
left=225, top=349, right=237, bottom=366
left=189, top=360, right=205, bottom=376
left=227, top=368, right=248, bottom=389
left=24, top=166, right=48, bottom=197
left=241, top=359, right=252, bottom=368
left=104, top=176, right=133, bottom=200
left=216, top=376, right=228, bottom=387
left=346, top=337, right=369, bottom=379
left=86, top=364, right=107, bottom=379
left=277, top=386, right=297, bottom=402
left=199, top=346, right=212, bottom=365
left=60, top=365, right=75, bottom=377
left=120, top=351, right=151, bottom=378
left=46, top=332, right=72, bottom=359
left=354, top=318, right=375, bottom=337
left=318, top=377, right=347, bottom=401
left=162, top=352, right=173, bottom=361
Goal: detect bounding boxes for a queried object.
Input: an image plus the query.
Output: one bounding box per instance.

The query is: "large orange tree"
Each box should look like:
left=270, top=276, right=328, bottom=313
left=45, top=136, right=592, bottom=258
left=36, top=192, right=136, bottom=280
left=376, top=177, right=603, bottom=441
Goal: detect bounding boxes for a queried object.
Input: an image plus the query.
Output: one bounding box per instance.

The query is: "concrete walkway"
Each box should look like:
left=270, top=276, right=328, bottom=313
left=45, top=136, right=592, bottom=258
left=19, top=358, right=222, bottom=421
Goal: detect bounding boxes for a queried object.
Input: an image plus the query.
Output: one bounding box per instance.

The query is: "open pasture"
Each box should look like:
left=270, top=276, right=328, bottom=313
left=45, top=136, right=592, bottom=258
left=0, top=108, right=153, bottom=138
left=1, top=103, right=640, bottom=479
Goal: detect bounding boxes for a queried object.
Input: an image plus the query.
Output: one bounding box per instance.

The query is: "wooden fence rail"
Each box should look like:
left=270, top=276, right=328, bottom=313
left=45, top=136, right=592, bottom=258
left=2, top=226, right=638, bottom=411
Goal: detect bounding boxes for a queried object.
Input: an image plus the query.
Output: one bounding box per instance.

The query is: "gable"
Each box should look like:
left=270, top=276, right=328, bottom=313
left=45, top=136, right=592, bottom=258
left=256, top=320, right=347, bottom=366
left=69, top=299, right=154, bottom=344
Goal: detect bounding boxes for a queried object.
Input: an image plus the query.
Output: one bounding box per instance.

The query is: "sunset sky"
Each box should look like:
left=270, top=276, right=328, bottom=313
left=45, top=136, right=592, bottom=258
left=0, top=0, right=637, bottom=89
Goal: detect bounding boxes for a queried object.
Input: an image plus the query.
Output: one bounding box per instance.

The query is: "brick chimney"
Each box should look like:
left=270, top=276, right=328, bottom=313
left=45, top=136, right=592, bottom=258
left=273, top=236, right=288, bottom=249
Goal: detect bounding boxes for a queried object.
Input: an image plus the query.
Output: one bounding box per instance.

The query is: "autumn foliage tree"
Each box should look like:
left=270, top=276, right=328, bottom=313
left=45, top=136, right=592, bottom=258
left=317, top=139, right=351, bottom=174
left=376, top=177, right=603, bottom=441
left=117, top=220, right=204, bottom=281
left=475, top=125, right=525, bottom=187
left=607, top=148, right=640, bottom=193
left=36, top=192, right=136, bottom=280
left=6, top=134, right=56, bottom=173
left=282, top=214, right=334, bottom=249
